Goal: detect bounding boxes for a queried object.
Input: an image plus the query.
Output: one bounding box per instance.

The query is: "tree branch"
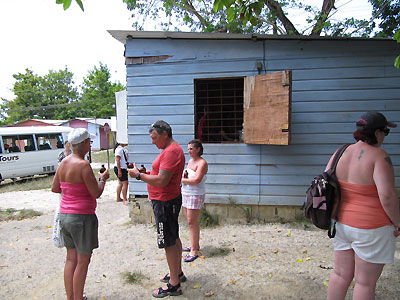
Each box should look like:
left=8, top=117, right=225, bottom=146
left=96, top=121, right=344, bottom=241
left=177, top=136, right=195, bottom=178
left=181, top=0, right=209, bottom=29
left=311, top=0, right=336, bottom=36
left=264, top=0, right=299, bottom=35
left=254, top=16, right=285, bottom=35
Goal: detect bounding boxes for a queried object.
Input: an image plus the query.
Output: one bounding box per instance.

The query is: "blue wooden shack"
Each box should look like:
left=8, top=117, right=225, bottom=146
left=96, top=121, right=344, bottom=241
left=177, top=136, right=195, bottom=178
left=109, top=31, right=400, bottom=221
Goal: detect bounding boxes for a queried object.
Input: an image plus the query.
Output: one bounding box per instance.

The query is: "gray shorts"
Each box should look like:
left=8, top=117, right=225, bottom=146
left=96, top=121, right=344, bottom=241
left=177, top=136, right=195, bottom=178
left=60, top=213, right=99, bottom=254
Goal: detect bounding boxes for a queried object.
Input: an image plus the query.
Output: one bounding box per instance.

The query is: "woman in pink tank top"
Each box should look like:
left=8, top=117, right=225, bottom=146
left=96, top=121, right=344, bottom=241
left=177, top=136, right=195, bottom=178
left=325, top=112, right=399, bottom=300
left=52, top=128, right=109, bottom=300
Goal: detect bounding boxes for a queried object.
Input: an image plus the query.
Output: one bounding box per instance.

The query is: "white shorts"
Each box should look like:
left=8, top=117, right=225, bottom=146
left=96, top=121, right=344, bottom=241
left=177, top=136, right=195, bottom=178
left=333, top=222, right=396, bottom=264
left=182, top=194, right=205, bottom=210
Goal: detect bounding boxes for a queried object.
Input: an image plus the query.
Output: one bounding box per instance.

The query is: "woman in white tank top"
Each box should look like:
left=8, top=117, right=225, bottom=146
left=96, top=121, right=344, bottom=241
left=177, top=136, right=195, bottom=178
left=181, top=140, right=208, bottom=262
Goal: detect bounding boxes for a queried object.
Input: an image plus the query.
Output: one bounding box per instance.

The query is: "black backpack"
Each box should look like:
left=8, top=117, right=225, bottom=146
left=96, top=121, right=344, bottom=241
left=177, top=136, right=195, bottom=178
left=303, top=144, right=350, bottom=238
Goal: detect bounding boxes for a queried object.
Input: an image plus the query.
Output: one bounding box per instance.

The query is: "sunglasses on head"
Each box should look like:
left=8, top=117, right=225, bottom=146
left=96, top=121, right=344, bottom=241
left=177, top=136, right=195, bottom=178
left=379, top=128, right=390, bottom=136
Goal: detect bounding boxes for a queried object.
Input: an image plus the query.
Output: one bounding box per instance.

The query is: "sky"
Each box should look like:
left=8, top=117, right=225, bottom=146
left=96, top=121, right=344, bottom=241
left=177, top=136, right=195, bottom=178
left=0, top=0, right=373, bottom=102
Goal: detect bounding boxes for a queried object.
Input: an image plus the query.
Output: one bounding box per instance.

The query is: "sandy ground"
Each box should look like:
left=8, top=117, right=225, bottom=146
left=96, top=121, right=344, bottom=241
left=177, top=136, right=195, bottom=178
left=1, top=180, right=400, bottom=300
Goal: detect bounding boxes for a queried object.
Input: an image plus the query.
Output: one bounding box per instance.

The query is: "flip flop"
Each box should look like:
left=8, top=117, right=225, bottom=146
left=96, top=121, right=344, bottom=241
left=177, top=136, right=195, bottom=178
left=182, top=247, right=191, bottom=252
left=184, top=254, right=199, bottom=262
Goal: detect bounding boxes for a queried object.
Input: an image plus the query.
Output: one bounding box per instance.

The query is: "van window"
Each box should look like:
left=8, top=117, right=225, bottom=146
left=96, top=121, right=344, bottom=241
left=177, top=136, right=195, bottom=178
left=2, top=134, right=35, bottom=153
left=36, top=133, right=63, bottom=150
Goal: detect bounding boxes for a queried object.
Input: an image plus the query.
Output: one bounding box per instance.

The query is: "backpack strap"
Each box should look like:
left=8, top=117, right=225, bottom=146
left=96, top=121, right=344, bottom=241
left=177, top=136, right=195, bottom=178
left=122, top=147, right=129, bottom=168
left=327, top=143, right=351, bottom=238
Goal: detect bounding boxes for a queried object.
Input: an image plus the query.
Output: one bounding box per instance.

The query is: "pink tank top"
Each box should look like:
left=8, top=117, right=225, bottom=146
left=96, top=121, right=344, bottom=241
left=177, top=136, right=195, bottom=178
left=60, top=182, right=96, bottom=214
left=337, top=180, right=391, bottom=229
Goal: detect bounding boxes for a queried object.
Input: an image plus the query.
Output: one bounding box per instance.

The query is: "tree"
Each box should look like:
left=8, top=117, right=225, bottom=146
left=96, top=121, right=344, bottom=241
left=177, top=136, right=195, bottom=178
left=121, top=0, right=376, bottom=37
left=0, top=68, right=79, bottom=125
left=78, top=63, right=125, bottom=118
left=56, top=0, right=84, bottom=11
left=369, top=0, right=399, bottom=38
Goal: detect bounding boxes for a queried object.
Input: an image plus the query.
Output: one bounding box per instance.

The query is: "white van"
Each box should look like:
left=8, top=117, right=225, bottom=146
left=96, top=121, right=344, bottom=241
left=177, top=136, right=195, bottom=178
left=0, top=126, right=72, bottom=183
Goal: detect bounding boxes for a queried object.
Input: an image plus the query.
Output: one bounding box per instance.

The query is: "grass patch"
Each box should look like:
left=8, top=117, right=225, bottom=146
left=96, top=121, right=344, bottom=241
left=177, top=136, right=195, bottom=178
left=199, top=207, right=219, bottom=228
left=91, top=149, right=115, bottom=164
left=121, top=271, right=149, bottom=285
left=0, top=208, right=42, bottom=222
left=207, top=247, right=230, bottom=258
left=0, top=175, right=54, bottom=194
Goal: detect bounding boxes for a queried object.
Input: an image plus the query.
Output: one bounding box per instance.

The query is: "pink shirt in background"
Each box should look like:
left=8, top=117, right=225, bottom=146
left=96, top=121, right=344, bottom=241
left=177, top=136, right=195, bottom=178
left=60, top=182, right=96, bottom=214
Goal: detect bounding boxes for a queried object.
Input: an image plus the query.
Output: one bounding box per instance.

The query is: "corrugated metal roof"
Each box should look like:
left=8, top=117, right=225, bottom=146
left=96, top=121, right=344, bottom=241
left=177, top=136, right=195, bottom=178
left=108, top=30, right=393, bottom=45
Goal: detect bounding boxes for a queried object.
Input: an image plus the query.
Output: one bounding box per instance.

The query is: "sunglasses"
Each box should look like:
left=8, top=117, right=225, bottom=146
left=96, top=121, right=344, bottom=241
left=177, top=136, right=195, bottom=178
left=380, top=128, right=390, bottom=136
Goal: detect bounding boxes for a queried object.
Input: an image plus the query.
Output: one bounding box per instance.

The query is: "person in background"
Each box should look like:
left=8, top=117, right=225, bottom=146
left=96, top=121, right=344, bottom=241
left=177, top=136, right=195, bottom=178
left=326, top=112, right=400, bottom=300
left=128, top=120, right=185, bottom=298
left=181, top=140, right=208, bottom=262
left=52, top=128, right=109, bottom=300
left=113, top=142, right=129, bottom=205
left=58, top=139, right=72, bottom=163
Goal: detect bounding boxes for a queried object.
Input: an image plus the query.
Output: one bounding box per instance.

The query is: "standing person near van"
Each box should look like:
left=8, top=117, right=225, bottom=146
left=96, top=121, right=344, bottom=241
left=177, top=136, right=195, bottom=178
left=52, top=128, right=109, bottom=300
left=326, top=112, right=400, bottom=300
left=114, top=142, right=129, bottom=205
left=181, top=139, right=208, bottom=262
left=58, top=140, right=72, bottom=163
left=128, top=120, right=185, bottom=298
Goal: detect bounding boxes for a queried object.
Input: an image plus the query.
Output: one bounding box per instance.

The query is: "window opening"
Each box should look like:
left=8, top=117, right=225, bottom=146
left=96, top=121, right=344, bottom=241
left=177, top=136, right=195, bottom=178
left=195, top=78, right=244, bottom=143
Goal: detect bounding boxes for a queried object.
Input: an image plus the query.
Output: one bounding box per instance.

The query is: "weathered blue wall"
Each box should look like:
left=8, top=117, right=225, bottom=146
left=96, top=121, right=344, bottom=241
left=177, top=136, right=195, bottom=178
left=124, top=36, right=400, bottom=206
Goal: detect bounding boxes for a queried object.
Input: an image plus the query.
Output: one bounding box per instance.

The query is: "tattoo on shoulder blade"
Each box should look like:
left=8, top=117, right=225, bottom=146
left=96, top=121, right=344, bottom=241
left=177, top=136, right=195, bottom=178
left=384, top=156, right=393, bottom=166
left=358, top=150, right=364, bottom=160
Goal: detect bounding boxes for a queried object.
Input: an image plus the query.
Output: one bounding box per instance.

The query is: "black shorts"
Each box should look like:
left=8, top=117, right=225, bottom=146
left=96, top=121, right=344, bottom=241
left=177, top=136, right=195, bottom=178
left=151, top=195, right=182, bottom=248
left=114, top=166, right=128, bottom=182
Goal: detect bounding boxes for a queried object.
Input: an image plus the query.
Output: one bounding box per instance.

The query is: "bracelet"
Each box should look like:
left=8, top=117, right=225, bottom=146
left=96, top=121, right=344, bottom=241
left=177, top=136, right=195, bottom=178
left=99, top=178, right=106, bottom=183
left=135, top=172, right=141, bottom=181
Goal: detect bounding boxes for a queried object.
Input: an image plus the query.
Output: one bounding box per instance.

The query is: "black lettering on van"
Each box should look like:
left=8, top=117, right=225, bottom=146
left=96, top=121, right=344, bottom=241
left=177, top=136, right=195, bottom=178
left=0, top=155, right=19, bottom=162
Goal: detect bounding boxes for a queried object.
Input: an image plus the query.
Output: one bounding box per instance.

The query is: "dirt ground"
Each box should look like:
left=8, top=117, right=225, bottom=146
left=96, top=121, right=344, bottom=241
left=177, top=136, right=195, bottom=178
left=0, top=180, right=399, bottom=300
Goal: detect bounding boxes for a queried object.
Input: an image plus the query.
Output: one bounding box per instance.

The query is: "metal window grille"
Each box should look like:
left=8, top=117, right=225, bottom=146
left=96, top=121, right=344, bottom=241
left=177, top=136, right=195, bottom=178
left=194, top=78, right=244, bottom=143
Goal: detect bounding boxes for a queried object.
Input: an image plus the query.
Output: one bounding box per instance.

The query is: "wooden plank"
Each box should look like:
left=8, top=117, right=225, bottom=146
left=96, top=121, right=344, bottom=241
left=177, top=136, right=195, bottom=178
left=128, top=115, right=194, bottom=126
left=292, top=100, right=400, bottom=113
left=292, top=89, right=400, bottom=102
left=292, top=78, right=400, bottom=91
left=128, top=105, right=193, bottom=116
left=243, top=71, right=291, bottom=145
left=125, top=39, right=263, bottom=61
left=127, top=85, right=194, bottom=96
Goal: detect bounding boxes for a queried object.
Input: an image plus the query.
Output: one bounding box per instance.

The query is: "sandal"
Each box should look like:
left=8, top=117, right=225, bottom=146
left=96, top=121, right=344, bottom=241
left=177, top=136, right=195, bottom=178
left=152, top=282, right=182, bottom=298
left=160, top=272, right=187, bottom=283
left=184, top=254, right=199, bottom=262
left=182, top=247, right=200, bottom=252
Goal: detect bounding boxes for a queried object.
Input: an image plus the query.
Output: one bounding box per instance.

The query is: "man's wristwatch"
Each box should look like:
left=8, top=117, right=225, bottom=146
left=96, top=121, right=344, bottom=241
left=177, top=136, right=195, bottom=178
left=135, top=172, right=141, bottom=181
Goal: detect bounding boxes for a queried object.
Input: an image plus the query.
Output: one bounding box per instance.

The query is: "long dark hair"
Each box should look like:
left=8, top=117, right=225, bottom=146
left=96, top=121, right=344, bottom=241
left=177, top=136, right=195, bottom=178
left=188, top=139, right=203, bottom=156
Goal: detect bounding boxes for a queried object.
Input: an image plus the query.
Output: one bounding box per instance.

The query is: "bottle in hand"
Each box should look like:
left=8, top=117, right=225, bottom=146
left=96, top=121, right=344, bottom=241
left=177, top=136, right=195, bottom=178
left=139, top=164, right=146, bottom=173
left=184, top=170, right=188, bottom=178
left=100, top=164, right=106, bottom=173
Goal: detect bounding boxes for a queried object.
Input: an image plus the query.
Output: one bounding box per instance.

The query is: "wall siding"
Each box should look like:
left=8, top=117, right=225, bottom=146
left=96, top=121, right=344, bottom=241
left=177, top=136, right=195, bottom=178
left=125, top=38, right=400, bottom=206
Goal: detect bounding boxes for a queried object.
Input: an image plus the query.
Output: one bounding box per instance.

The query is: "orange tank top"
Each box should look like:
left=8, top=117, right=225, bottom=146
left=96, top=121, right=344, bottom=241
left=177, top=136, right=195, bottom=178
left=337, top=180, right=391, bottom=229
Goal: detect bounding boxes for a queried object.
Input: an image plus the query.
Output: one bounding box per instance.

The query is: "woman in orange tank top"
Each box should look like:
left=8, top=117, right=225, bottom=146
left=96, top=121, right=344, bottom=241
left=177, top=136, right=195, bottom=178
left=326, top=112, right=399, bottom=300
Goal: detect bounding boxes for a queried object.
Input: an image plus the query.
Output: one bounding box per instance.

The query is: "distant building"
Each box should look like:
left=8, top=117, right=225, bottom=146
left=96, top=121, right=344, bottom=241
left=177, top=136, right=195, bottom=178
left=8, top=118, right=113, bottom=150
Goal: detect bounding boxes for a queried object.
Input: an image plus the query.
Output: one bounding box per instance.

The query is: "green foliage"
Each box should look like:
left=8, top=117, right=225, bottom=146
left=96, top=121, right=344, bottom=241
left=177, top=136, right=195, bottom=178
left=206, top=247, right=230, bottom=257
left=56, top=0, right=84, bottom=11
left=394, top=29, right=400, bottom=68
left=122, top=0, right=378, bottom=37
left=0, top=68, right=79, bottom=125
left=79, top=63, right=125, bottom=118
left=369, top=0, right=399, bottom=38
left=0, top=63, right=125, bottom=125
left=199, top=207, right=219, bottom=228
left=0, top=208, right=42, bottom=222
left=121, top=271, right=149, bottom=284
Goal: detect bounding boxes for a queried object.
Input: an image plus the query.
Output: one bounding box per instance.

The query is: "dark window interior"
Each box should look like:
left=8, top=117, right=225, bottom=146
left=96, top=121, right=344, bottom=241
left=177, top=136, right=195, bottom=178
left=194, top=78, right=244, bottom=143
